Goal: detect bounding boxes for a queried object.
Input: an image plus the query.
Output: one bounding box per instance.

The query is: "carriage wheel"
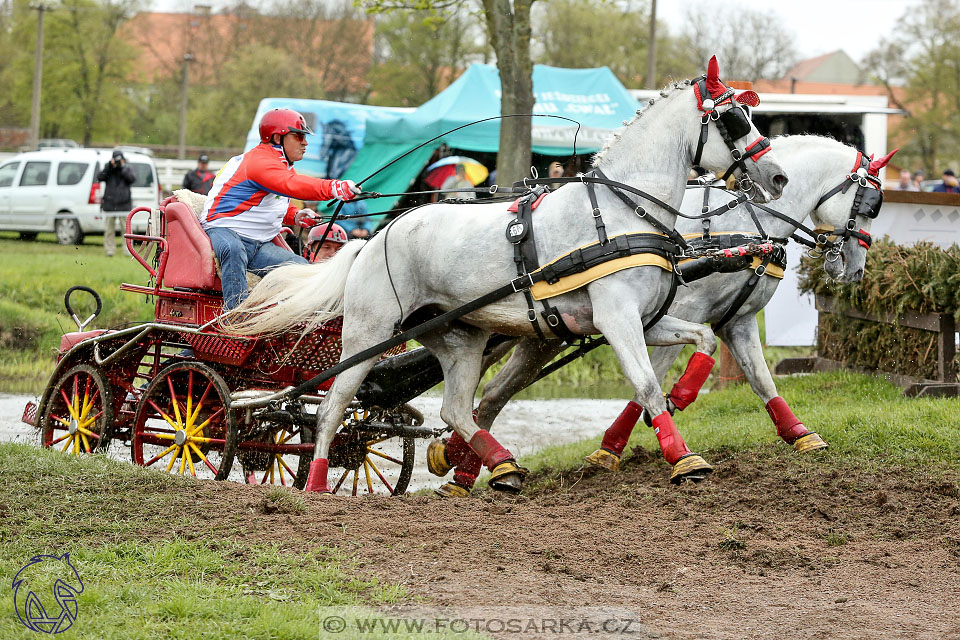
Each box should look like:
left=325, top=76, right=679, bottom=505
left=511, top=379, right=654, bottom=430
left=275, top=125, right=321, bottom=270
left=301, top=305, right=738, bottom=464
left=241, top=425, right=313, bottom=490
left=42, top=365, right=113, bottom=456
left=131, top=362, right=237, bottom=480
left=327, top=406, right=418, bottom=496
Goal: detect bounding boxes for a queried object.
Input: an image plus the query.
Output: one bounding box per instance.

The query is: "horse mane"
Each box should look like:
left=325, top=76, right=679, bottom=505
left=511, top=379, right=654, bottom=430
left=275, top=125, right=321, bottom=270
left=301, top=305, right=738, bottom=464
left=592, top=79, right=693, bottom=166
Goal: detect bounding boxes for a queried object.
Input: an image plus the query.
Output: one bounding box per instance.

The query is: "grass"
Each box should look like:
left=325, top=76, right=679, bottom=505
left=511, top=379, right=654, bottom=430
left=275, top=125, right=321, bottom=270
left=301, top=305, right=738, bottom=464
left=517, top=371, right=960, bottom=475
left=0, top=443, right=465, bottom=640
left=0, top=233, right=155, bottom=393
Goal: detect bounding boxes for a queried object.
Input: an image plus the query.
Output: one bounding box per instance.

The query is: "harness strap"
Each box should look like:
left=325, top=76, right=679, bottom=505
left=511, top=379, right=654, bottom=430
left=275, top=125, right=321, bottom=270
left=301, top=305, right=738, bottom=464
left=712, top=251, right=775, bottom=332
left=592, top=167, right=689, bottom=248
left=701, top=188, right=712, bottom=240
left=510, top=193, right=547, bottom=341
left=584, top=171, right=609, bottom=245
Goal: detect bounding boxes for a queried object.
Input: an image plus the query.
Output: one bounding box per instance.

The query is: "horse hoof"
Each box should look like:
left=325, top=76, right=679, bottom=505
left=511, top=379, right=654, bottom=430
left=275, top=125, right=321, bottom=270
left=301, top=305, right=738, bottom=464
left=426, top=439, right=453, bottom=477
left=793, top=432, right=829, bottom=453
left=434, top=481, right=471, bottom=498
left=670, top=454, right=713, bottom=485
left=584, top=448, right=621, bottom=472
left=488, top=461, right=529, bottom=493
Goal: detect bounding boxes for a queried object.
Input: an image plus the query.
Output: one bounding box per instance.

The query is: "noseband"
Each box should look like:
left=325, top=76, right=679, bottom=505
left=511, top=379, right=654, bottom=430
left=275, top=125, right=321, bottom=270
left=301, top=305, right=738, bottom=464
left=692, top=77, right=771, bottom=194
left=813, top=151, right=883, bottom=254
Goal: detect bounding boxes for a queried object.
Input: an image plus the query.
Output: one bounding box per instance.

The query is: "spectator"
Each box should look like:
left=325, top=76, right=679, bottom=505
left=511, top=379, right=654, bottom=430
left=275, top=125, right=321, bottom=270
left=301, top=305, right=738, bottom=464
left=548, top=161, right=564, bottom=179
left=98, top=149, right=136, bottom=257
left=912, top=170, right=926, bottom=191
left=305, top=223, right=348, bottom=263
left=932, top=169, right=960, bottom=194
left=183, top=153, right=216, bottom=195
left=333, top=198, right=369, bottom=235
left=350, top=226, right=370, bottom=239
left=440, top=164, right=476, bottom=200
left=896, top=169, right=918, bottom=191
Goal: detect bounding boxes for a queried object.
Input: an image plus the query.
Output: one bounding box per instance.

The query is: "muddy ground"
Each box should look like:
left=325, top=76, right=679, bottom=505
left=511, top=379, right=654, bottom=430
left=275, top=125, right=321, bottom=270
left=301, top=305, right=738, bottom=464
left=130, top=446, right=960, bottom=639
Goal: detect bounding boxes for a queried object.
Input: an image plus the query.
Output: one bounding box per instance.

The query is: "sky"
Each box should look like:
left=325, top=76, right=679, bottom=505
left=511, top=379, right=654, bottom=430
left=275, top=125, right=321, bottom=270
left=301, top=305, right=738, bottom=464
left=658, top=0, right=920, bottom=63
left=151, top=0, right=922, bottom=65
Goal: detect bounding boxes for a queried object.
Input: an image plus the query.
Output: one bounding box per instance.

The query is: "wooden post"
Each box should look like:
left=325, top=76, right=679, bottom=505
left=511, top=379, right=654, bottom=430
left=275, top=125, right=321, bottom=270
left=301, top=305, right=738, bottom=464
left=715, top=341, right=746, bottom=389
left=938, top=314, right=956, bottom=382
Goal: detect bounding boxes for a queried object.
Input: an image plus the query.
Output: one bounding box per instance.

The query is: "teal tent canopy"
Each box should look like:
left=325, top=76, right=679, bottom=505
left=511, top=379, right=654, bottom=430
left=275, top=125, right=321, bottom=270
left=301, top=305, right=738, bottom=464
left=344, top=64, right=641, bottom=214
left=246, top=65, right=641, bottom=218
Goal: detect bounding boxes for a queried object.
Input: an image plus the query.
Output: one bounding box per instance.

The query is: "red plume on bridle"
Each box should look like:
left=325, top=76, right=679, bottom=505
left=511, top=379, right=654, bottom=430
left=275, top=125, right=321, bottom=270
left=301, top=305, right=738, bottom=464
left=868, top=149, right=899, bottom=176
left=705, top=55, right=727, bottom=98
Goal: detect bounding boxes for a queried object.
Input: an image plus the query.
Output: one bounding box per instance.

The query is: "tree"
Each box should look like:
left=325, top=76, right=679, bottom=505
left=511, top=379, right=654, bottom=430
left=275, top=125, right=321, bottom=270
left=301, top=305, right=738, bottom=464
left=535, top=0, right=694, bottom=87
left=682, top=3, right=797, bottom=82
left=864, top=0, right=960, bottom=173
left=357, top=0, right=537, bottom=185
left=0, top=0, right=141, bottom=145
left=367, top=8, right=482, bottom=107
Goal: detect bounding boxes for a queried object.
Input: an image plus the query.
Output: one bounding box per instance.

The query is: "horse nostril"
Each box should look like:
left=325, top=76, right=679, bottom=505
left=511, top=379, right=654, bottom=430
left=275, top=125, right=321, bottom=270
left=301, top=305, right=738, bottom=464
left=854, top=268, right=864, bottom=280
left=773, top=174, right=788, bottom=190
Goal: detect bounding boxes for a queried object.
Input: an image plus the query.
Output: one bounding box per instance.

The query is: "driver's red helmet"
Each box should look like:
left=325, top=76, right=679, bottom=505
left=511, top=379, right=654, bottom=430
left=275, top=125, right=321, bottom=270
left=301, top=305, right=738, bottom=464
left=307, top=223, right=348, bottom=245
left=259, top=108, right=314, bottom=143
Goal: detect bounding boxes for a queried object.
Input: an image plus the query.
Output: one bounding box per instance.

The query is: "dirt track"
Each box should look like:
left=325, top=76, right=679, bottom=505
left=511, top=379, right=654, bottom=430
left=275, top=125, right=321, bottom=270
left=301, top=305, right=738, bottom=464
left=174, top=446, right=960, bottom=639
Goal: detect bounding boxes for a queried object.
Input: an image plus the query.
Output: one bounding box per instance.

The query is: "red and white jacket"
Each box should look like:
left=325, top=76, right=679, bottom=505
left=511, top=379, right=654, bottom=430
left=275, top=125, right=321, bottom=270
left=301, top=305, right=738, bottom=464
left=202, top=144, right=339, bottom=242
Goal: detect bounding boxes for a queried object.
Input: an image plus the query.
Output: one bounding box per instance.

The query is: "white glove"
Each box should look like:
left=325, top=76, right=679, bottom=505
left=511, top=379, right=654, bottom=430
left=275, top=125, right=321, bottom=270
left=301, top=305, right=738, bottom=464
left=331, top=179, right=361, bottom=201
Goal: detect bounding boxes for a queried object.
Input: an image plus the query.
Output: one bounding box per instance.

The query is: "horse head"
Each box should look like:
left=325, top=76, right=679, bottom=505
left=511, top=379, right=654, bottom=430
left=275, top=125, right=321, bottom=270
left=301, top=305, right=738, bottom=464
left=689, top=56, right=788, bottom=203
left=813, top=147, right=897, bottom=282
left=12, top=553, right=84, bottom=634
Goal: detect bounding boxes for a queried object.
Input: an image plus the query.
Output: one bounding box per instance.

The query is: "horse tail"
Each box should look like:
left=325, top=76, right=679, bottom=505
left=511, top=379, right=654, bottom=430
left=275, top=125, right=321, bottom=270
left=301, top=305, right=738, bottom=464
left=223, top=239, right=366, bottom=336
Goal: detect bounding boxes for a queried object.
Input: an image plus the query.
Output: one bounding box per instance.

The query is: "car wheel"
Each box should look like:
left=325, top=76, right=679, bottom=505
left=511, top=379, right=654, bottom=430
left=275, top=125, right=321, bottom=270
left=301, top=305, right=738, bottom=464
left=55, top=218, right=83, bottom=245
left=18, top=232, right=38, bottom=241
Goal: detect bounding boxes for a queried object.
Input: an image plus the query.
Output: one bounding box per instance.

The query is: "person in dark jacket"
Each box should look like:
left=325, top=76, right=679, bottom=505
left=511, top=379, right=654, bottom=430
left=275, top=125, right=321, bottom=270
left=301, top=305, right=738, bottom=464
left=932, top=168, right=960, bottom=194
left=98, top=149, right=136, bottom=256
left=183, top=153, right=215, bottom=195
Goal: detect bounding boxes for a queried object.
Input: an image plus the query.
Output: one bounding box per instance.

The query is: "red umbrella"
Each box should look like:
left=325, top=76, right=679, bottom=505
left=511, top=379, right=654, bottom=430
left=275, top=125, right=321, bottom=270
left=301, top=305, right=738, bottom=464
left=423, top=156, right=489, bottom=188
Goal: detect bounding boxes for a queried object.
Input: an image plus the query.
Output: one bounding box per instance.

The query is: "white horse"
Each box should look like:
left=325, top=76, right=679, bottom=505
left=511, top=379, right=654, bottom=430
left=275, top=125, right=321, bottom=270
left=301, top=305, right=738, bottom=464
left=227, top=57, right=788, bottom=494
left=428, top=135, right=894, bottom=496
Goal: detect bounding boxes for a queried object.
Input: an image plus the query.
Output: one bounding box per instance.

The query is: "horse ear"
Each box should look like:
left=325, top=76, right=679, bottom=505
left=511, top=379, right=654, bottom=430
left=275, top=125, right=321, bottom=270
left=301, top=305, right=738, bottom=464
left=705, top=55, right=726, bottom=98
left=868, top=148, right=899, bottom=175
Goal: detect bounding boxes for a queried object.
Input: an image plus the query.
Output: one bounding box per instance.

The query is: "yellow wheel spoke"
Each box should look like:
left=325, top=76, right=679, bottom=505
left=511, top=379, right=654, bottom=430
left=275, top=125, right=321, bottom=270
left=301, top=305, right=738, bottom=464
left=351, top=469, right=359, bottom=496
left=49, top=433, right=70, bottom=446
left=148, top=399, right=184, bottom=433
left=78, top=410, right=103, bottom=430
left=185, top=446, right=196, bottom=477
left=179, top=446, right=188, bottom=475
left=363, top=459, right=374, bottom=494
left=268, top=464, right=275, bottom=485
left=144, top=444, right=178, bottom=467
left=188, top=442, right=219, bottom=475
left=166, top=447, right=181, bottom=472
left=61, top=389, right=79, bottom=422
left=148, top=432, right=175, bottom=441
left=61, top=435, right=74, bottom=453
left=332, top=468, right=349, bottom=493
left=277, top=456, right=296, bottom=478
left=80, top=432, right=93, bottom=454
left=52, top=415, right=71, bottom=427
left=184, top=435, right=217, bottom=445
left=167, top=376, right=184, bottom=427
left=366, top=448, right=403, bottom=465
left=79, top=391, right=91, bottom=422
left=185, top=371, right=194, bottom=431
left=366, top=436, right=391, bottom=446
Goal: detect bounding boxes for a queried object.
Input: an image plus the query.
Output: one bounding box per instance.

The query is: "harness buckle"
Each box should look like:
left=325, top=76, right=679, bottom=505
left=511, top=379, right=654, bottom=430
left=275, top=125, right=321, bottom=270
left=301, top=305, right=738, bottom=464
left=511, top=274, right=534, bottom=292
left=527, top=309, right=537, bottom=323
left=754, top=264, right=767, bottom=277
left=730, top=149, right=743, bottom=161
left=592, top=207, right=602, bottom=219
left=725, top=199, right=740, bottom=211
left=634, top=206, right=647, bottom=218
left=846, top=218, right=857, bottom=231
left=546, top=314, right=560, bottom=328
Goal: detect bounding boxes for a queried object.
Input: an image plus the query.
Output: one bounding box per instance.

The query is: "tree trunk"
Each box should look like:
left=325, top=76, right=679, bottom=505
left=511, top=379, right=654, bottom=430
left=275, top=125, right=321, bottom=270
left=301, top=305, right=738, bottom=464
left=483, top=0, right=534, bottom=186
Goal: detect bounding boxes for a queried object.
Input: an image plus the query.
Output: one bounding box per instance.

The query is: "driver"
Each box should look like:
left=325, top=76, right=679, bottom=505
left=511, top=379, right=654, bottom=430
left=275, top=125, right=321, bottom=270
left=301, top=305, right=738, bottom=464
left=201, top=108, right=361, bottom=309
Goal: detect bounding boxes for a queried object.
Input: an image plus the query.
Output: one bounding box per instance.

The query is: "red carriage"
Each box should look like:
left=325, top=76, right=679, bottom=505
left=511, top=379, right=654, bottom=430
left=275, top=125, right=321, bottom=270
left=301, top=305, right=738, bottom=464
left=22, top=196, right=442, bottom=495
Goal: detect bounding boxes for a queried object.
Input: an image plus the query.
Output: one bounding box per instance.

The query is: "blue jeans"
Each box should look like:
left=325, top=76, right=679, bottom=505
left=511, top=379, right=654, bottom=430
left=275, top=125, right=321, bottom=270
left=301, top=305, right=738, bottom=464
left=206, top=227, right=307, bottom=310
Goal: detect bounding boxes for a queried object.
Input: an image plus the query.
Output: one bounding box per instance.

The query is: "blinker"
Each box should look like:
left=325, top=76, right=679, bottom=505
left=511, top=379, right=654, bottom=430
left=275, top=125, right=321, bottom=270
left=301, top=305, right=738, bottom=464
left=719, top=106, right=752, bottom=140
left=858, top=187, right=883, bottom=219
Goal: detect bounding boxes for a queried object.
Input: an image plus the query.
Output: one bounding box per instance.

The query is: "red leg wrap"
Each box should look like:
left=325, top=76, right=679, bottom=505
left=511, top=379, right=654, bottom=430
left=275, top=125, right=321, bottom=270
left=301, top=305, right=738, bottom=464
left=599, top=401, right=643, bottom=456
left=651, top=412, right=692, bottom=465
left=668, top=352, right=716, bottom=410
left=469, top=430, right=514, bottom=470
left=304, top=458, right=330, bottom=493
left=444, top=431, right=474, bottom=467
left=452, top=450, right=482, bottom=489
left=766, top=396, right=810, bottom=443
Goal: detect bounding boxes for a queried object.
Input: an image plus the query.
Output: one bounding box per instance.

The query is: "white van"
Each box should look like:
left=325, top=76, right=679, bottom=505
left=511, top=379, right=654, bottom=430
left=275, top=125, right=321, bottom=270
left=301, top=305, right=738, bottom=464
left=0, top=148, right=160, bottom=244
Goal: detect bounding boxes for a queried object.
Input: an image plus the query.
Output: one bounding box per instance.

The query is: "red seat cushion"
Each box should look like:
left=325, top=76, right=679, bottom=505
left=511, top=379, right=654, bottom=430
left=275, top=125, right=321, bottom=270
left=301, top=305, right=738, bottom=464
left=60, top=330, right=109, bottom=353
left=163, top=202, right=221, bottom=291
